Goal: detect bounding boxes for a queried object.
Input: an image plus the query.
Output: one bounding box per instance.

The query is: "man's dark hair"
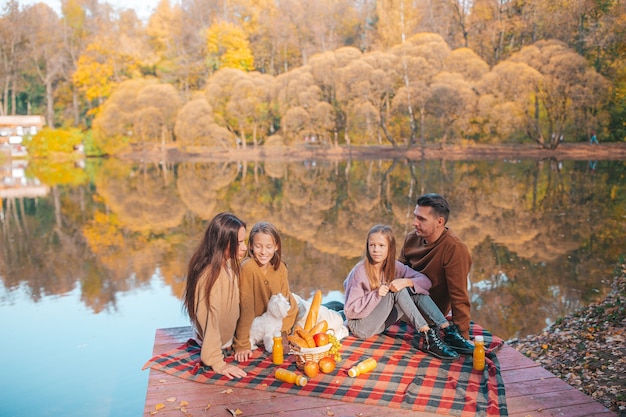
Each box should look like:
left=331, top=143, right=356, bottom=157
left=417, top=193, right=450, bottom=224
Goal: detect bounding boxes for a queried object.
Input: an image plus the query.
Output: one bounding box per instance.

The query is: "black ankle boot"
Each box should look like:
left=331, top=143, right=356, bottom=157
left=443, top=324, right=475, bottom=355
left=419, top=328, right=460, bottom=361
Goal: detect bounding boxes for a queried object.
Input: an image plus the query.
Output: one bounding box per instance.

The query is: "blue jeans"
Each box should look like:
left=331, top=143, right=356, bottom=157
left=347, top=289, right=448, bottom=338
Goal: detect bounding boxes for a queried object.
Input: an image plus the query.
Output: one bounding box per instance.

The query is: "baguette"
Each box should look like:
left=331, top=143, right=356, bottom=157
left=295, top=329, right=316, bottom=348
left=304, top=290, right=323, bottom=331
left=309, top=320, right=328, bottom=335
left=287, top=334, right=309, bottom=349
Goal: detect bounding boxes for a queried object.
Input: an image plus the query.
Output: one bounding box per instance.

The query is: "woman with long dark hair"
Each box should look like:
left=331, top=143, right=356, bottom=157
left=183, top=212, right=248, bottom=379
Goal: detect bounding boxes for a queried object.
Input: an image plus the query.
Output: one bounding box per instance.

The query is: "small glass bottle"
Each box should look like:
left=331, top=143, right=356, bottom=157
left=272, top=333, right=284, bottom=365
left=348, top=357, right=377, bottom=377
left=473, top=335, right=485, bottom=371
left=275, top=368, right=307, bottom=386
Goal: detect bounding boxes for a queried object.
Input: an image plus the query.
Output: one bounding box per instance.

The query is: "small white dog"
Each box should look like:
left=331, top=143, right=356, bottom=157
left=249, top=293, right=291, bottom=353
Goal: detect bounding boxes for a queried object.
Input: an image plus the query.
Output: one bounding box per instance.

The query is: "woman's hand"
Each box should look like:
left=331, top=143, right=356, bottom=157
left=234, top=349, right=253, bottom=362
left=378, top=284, right=390, bottom=297
left=389, top=279, right=410, bottom=292
left=216, top=363, right=247, bottom=379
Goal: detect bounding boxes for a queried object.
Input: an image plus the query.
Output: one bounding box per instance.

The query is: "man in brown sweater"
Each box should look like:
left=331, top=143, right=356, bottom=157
left=399, top=193, right=475, bottom=355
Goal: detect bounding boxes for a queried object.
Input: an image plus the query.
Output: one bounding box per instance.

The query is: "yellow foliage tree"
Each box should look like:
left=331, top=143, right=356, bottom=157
left=73, top=38, right=145, bottom=117
left=206, top=21, right=255, bottom=71
left=73, top=49, right=115, bottom=106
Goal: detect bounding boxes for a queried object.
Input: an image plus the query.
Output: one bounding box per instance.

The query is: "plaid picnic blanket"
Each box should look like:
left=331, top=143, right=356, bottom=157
left=143, top=322, right=507, bottom=416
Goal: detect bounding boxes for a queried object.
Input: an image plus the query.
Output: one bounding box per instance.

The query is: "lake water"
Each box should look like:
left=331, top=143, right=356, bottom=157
left=1, top=155, right=624, bottom=417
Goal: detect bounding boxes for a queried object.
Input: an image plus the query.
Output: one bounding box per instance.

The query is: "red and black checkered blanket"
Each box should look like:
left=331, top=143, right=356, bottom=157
left=143, top=322, right=507, bottom=416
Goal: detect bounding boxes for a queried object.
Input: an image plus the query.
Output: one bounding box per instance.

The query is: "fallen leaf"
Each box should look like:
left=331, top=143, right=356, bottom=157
left=155, top=403, right=165, bottom=411
left=204, top=403, right=211, bottom=411
left=226, top=408, right=243, bottom=416
left=159, top=379, right=167, bottom=383
left=180, top=400, right=189, bottom=407
left=221, top=389, right=234, bottom=394
left=166, top=397, right=176, bottom=402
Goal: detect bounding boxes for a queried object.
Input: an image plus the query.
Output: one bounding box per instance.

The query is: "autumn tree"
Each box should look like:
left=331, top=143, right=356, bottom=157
left=309, top=47, right=362, bottom=146
left=390, top=33, right=450, bottom=148
left=205, top=68, right=271, bottom=148
left=60, top=0, right=95, bottom=127
left=426, top=71, right=477, bottom=144
left=226, top=72, right=273, bottom=147
left=475, top=60, right=541, bottom=142
left=148, top=0, right=207, bottom=96
left=22, top=3, right=66, bottom=127
left=92, top=78, right=182, bottom=154
left=174, top=96, right=233, bottom=149
left=0, top=0, right=27, bottom=116
left=206, top=21, right=255, bottom=72
left=273, top=66, right=332, bottom=145
left=136, top=83, right=181, bottom=150
left=467, top=0, right=514, bottom=66
left=510, top=40, right=609, bottom=148
left=375, top=0, right=422, bottom=48
left=72, top=44, right=116, bottom=116
left=335, top=49, right=400, bottom=146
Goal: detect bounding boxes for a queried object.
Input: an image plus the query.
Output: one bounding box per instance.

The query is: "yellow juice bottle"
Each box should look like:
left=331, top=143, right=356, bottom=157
left=275, top=368, right=307, bottom=386
left=272, top=333, right=284, bottom=365
left=473, top=335, right=485, bottom=371
left=348, top=357, right=377, bottom=377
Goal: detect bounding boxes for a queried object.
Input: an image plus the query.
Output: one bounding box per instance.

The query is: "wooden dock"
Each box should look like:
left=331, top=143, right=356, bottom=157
left=144, top=327, right=615, bottom=417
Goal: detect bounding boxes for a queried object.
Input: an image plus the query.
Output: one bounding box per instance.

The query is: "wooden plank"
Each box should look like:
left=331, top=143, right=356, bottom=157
left=145, top=327, right=616, bottom=417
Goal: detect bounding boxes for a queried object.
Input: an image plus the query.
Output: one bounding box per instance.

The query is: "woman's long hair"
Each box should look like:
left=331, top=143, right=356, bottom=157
left=364, top=225, right=396, bottom=290
left=183, top=213, right=246, bottom=332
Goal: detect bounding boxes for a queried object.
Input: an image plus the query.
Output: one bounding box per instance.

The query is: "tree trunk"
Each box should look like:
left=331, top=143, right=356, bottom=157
left=400, top=57, right=417, bottom=149
left=72, top=87, right=80, bottom=127
left=46, top=78, right=54, bottom=127
left=11, top=79, right=17, bottom=115
left=1, top=73, right=8, bottom=115
left=379, top=111, right=396, bottom=147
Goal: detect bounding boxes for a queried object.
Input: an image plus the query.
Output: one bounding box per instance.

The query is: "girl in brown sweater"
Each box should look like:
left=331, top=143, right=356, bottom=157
left=233, top=222, right=298, bottom=362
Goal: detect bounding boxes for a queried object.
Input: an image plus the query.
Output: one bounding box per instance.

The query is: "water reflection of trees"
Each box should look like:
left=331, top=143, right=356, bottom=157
left=1, top=158, right=624, bottom=339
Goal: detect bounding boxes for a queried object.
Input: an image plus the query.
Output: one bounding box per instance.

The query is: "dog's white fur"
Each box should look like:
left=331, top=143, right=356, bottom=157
left=249, top=293, right=291, bottom=353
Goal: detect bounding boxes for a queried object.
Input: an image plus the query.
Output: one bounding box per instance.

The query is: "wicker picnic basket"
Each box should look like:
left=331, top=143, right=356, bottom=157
left=289, top=343, right=332, bottom=370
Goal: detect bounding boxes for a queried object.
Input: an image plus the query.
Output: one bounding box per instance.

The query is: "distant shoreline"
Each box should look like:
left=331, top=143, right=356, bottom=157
left=119, top=142, right=626, bottom=162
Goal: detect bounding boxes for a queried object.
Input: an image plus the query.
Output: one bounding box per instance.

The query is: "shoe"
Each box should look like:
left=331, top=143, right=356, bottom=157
left=443, top=324, right=475, bottom=355
left=418, top=328, right=460, bottom=361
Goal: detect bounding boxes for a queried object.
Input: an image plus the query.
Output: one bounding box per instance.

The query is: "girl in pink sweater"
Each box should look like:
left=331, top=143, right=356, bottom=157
left=343, top=225, right=460, bottom=360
